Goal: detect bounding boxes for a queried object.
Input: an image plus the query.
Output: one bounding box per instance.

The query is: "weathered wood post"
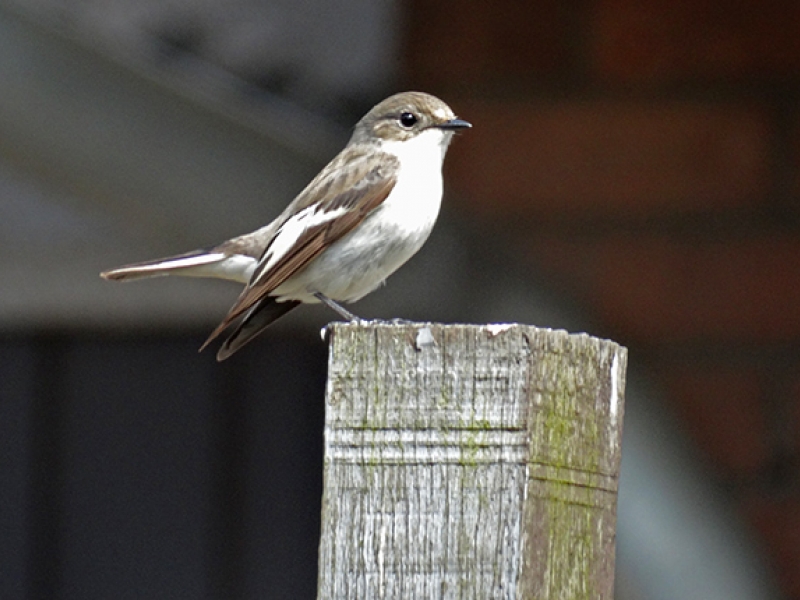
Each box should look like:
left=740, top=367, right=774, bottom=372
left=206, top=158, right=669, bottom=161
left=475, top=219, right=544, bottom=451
left=317, top=322, right=627, bottom=599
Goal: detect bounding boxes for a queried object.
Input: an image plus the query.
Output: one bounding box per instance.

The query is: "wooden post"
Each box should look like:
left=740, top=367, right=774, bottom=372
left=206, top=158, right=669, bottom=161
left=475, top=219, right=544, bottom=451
left=317, top=322, right=627, bottom=599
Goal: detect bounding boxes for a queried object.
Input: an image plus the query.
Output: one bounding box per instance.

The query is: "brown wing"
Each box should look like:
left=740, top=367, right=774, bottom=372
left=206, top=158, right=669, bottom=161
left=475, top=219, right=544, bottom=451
left=200, top=150, right=398, bottom=351
left=215, top=298, right=301, bottom=361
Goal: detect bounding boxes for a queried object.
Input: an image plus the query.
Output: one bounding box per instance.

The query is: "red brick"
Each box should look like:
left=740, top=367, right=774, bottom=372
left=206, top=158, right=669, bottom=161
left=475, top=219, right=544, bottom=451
left=743, top=494, right=800, bottom=597
left=790, top=377, right=800, bottom=457
left=524, top=234, right=800, bottom=342
left=404, top=0, right=571, bottom=88
left=447, top=99, right=770, bottom=218
left=592, top=0, right=800, bottom=83
left=790, top=116, right=800, bottom=200
left=660, top=368, right=769, bottom=475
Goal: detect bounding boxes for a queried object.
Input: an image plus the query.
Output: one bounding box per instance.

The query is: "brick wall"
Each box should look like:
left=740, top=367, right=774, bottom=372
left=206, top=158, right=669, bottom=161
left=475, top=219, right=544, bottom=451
left=404, top=1, right=800, bottom=596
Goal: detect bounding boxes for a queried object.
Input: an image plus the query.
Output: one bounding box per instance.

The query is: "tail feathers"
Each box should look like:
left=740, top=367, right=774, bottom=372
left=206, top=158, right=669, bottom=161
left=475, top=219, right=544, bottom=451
left=211, top=298, right=300, bottom=361
left=101, top=249, right=255, bottom=284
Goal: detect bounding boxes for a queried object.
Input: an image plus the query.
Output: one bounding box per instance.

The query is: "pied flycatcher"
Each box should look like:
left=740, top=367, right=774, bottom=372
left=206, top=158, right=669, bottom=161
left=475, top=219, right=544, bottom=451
left=101, top=91, right=470, bottom=360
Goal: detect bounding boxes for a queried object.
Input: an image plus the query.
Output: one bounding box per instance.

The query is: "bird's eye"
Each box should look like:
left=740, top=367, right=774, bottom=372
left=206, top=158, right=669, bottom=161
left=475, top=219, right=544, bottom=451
left=399, top=112, right=418, bottom=128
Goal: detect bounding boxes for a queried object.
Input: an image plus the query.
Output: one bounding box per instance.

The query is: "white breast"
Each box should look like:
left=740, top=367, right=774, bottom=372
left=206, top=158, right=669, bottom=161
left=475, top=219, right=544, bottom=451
left=378, top=128, right=449, bottom=235
left=272, top=128, right=453, bottom=303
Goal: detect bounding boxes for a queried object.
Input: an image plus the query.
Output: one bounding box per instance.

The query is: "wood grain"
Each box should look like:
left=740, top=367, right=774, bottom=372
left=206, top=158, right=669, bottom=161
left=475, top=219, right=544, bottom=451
left=318, top=322, right=627, bottom=599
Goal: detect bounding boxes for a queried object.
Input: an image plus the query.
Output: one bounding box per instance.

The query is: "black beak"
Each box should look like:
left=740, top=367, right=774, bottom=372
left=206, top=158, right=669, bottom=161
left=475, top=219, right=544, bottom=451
left=438, top=118, right=472, bottom=130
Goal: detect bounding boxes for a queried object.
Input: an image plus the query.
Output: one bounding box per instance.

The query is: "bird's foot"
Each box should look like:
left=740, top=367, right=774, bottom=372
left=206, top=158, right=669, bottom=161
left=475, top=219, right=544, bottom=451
left=314, top=292, right=360, bottom=321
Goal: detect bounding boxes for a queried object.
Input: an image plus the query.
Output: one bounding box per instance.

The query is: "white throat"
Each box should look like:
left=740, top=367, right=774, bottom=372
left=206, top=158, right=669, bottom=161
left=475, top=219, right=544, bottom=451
left=270, top=127, right=455, bottom=303
left=371, top=127, right=452, bottom=241
left=380, top=127, right=453, bottom=168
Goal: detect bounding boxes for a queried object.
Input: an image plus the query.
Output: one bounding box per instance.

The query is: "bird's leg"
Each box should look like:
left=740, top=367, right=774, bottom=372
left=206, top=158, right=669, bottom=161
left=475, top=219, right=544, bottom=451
left=314, top=292, right=360, bottom=321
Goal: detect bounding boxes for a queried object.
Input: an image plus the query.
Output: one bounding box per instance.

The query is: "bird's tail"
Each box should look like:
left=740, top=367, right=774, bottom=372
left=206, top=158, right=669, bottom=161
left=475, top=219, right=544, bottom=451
left=100, top=249, right=255, bottom=284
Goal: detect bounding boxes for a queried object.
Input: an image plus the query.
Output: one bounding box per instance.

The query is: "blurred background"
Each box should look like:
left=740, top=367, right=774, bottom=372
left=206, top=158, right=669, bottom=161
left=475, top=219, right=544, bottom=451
left=0, top=0, right=797, bottom=598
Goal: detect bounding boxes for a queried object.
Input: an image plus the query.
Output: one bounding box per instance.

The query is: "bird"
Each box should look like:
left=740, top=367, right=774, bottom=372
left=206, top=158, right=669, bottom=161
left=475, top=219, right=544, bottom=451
left=101, top=91, right=471, bottom=360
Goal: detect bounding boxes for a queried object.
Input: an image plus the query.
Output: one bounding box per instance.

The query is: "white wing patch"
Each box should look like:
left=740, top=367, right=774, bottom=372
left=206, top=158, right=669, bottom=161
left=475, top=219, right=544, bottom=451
left=255, top=205, right=348, bottom=281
